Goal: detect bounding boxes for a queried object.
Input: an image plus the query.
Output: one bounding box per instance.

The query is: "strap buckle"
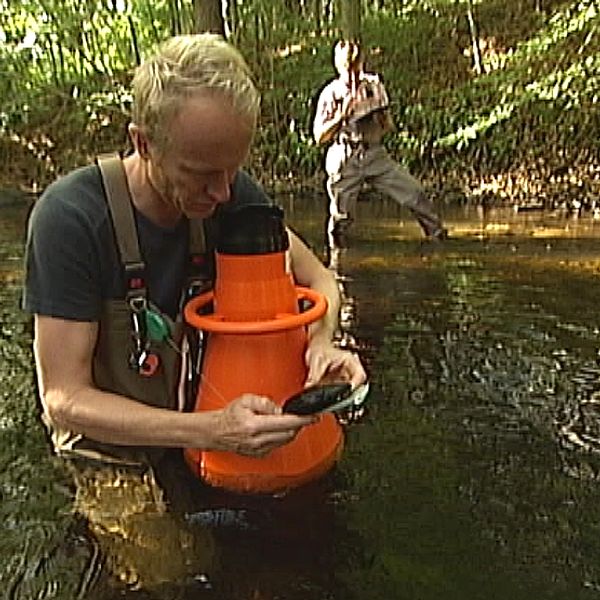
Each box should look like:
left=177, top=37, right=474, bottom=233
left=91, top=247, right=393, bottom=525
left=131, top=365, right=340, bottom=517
left=124, top=261, right=146, bottom=299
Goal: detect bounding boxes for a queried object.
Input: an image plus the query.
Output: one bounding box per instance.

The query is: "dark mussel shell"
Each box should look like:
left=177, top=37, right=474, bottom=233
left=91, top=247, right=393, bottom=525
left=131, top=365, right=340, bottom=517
left=282, top=383, right=352, bottom=415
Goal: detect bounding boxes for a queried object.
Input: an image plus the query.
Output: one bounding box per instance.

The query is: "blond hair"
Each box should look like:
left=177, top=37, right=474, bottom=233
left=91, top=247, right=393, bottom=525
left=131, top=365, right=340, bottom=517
left=132, top=34, right=260, bottom=148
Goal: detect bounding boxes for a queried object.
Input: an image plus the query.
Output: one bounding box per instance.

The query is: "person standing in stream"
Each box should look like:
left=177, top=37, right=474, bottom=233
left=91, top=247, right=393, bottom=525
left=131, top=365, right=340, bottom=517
left=313, top=40, right=447, bottom=243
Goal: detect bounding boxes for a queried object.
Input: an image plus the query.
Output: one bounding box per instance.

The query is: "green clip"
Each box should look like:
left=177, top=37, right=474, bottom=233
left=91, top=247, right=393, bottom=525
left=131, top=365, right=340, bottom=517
left=144, top=309, right=170, bottom=342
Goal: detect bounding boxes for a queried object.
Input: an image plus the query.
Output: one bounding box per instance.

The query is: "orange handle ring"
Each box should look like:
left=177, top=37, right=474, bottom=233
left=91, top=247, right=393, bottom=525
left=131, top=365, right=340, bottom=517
left=184, top=286, right=327, bottom=334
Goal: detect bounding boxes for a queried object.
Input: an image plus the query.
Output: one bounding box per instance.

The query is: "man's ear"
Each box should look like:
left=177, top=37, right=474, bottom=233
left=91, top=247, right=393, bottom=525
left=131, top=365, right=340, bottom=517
left=128, top=123, right=151, bottom=159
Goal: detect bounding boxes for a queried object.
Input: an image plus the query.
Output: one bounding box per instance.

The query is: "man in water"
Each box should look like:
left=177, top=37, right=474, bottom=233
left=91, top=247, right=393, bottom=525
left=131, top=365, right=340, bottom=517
left=23, top=33, right=366, bottom=588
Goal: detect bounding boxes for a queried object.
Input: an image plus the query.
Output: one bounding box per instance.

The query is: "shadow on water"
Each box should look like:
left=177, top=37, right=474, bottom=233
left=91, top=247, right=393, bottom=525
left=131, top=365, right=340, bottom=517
left=4, top=190, right=600, bottom=598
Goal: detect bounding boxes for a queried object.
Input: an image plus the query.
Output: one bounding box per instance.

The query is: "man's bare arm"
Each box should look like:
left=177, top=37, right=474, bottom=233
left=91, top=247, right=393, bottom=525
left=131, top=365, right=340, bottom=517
left=287, top=230, right=366, bottom=387
left=34, top=315, right=312, bottom=456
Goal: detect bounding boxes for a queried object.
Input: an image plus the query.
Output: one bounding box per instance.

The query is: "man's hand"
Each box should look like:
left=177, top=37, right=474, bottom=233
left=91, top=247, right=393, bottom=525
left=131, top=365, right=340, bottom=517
left=211, top=395, right=315, bottom=457
left=304, top=336, right=367, bottom=389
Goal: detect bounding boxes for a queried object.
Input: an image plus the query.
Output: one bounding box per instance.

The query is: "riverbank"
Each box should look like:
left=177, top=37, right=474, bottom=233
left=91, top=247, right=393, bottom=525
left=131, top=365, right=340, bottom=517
left=1, top=1, right=597, bottom=211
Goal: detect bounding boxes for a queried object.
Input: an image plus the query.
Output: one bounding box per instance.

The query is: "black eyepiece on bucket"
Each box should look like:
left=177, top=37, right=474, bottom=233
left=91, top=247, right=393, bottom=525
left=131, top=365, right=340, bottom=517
left=217, top=204, right=289, bottom=255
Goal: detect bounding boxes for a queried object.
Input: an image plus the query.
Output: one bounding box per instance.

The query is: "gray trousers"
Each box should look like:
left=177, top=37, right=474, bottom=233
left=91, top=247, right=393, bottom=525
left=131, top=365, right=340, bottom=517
left=325, top=143, right=443, bottom=236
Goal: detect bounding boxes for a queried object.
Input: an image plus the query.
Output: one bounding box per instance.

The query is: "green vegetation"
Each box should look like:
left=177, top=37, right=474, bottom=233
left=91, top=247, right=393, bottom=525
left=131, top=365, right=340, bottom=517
left=1, top=0, right=598, bottom=209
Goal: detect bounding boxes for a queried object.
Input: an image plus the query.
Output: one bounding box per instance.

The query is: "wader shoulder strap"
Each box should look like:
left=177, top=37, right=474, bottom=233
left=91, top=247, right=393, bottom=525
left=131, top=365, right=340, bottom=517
left=97, top=153, right=143, bottom=269
left=189, top=218, right=206, bottom=255
left=97, top=153, right=146, bottom=297
left=185, top=218, right=214, bottom=301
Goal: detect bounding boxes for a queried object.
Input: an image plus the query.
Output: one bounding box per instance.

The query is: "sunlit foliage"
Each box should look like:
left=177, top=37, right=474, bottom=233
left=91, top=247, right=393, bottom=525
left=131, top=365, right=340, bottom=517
left=0, top=0, right=597, bottom=210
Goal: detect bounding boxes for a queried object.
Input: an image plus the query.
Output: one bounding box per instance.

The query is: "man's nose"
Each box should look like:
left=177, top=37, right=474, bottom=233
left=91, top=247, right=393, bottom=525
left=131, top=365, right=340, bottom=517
left=207, top=171, right=231, bottom=204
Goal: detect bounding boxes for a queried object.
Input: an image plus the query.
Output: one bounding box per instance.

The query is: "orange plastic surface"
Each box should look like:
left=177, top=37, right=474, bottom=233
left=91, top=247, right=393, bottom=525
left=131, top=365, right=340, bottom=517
left=183, top=251, right=344, bottom=494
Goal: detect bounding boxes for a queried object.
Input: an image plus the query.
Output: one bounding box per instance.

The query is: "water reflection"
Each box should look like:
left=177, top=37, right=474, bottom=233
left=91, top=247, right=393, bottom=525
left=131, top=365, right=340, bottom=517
left=285, top=197, right=600, bottom=599
left=6, top=193, right=600, bottom=597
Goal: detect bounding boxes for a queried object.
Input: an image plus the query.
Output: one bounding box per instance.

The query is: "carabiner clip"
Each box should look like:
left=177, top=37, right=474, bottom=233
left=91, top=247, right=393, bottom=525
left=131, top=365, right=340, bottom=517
left=127, top=297, right=160, bottom=376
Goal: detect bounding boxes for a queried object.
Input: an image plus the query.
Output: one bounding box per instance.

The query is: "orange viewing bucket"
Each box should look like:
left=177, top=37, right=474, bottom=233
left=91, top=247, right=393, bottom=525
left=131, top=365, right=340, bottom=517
left=183, top=205, right=344, bottom=494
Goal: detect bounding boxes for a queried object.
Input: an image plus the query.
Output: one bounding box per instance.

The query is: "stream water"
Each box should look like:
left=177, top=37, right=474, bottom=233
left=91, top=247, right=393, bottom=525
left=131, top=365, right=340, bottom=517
left=3, top=192, right=600, bottom=599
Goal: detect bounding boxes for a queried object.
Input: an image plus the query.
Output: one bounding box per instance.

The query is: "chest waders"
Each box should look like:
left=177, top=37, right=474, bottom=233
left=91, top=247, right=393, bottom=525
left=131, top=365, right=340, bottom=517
left=49, top=155, right=212, bottom=465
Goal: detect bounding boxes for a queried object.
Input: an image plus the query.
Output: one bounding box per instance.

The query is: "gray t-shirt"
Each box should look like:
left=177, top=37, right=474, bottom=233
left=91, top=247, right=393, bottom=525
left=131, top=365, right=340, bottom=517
left=23, top=164, right=272, bottom=320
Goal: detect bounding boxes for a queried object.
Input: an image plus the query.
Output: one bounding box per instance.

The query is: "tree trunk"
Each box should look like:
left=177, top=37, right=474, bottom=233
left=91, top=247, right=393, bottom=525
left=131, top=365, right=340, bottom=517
left=339, top=0, right=361, bottom=42
left=226, top=0, right=238, bottom=37
left=313, top=0, right=322, bottom=34
left=194, top=0, right=225, bottom=35
left=466, top=0, right=482, bottom=75
left=128, top=14, right=141, bottom=66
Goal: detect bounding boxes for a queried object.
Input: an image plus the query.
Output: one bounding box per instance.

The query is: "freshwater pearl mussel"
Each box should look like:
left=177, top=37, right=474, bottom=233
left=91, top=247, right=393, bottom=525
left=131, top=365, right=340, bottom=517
left=282, top=382, right=370, bottom=415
